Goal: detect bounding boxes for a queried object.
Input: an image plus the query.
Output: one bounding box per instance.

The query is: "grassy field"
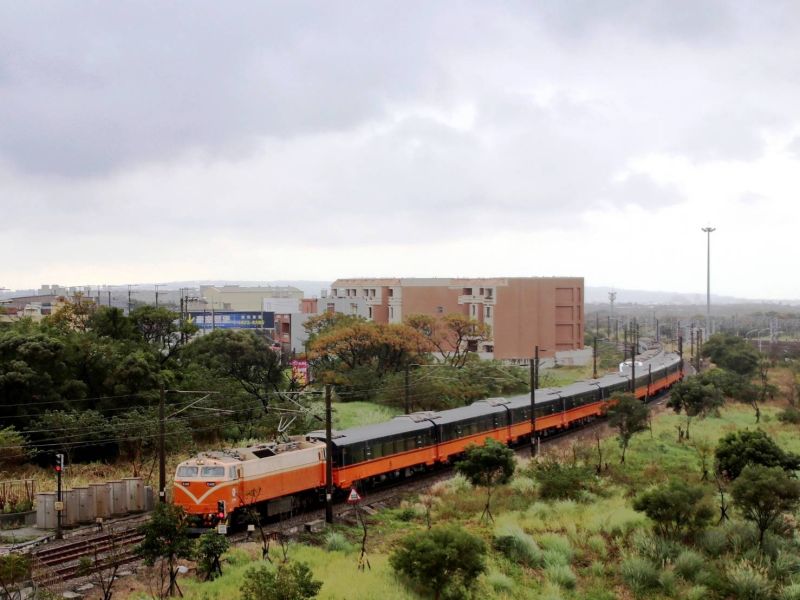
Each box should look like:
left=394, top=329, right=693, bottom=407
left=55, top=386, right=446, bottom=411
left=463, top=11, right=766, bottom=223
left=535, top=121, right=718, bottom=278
left=138, top=385, right=800, bottom=600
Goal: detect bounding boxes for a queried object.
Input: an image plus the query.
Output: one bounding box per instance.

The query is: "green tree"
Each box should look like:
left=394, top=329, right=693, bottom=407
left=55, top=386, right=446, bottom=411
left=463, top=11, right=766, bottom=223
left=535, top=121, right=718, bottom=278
left=240, top=561, right=322, bottom=600
left=110, top=408, right=192, bottom=477
left=27, top=409, right=109, bottom=466
left=0, top=426, right=29, bottom=469
left=184, top=329, right=285, bottom=412
left=136, top=503, right=194, bottom=597
left=455, top=438, right=515, bottom=521
left=702, top=333, right=761, bottom=377
left=666, top=377, right=724, bottom=440
left=731, top=464, right=800, bottom=545
left=715, top=429, right=800, bottom=480
left=87, top=306, right=137, bottom=341
left=129, top=305, right=195, bottom=364
left=196, top=531, right=230, bottom=580
left=606, top=393, right=649, bottom=463
left=632, top=480, right=714, bottom=538
left=390, top=525, right=486, bottom=600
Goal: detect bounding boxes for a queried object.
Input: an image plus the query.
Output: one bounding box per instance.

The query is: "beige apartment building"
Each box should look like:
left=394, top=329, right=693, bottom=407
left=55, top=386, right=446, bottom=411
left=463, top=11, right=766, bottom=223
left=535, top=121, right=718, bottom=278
left=329, top=277, right=584, bottom=361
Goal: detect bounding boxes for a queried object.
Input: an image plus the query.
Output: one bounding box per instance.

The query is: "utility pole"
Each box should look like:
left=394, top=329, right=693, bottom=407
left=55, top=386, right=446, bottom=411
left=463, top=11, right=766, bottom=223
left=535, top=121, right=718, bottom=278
left=592, top=335, right=598, bottom=379
left=678, top=334, right=684, bottom=373
left=530, top=346, right=540, bottom=458
left=55, top=453, right=64, bottom=540
left=404, top=365, right=410, bottom=415
left=623, top=326, right=628, bottom=364
left=702, top=226, right=716, bottom=336
left=631, top=343, right=636, bottom=395
left=127, top=284, right=134, bottom=314
left=159, top=385, right=166, bottom=503
left=325, top=384, right=334, bottom=524
left=690, top=326, right=695, bottom=364
left=696, top=329, right=703, bottom=373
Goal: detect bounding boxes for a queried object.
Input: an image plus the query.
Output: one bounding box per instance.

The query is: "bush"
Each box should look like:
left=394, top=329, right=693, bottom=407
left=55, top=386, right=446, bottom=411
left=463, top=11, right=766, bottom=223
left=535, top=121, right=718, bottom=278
left=632, top=480, right=714, bottom=538
left=778, top=406, right=800, bottom=424
left=538, top=532, right=573, bottom=564
left=631, top=531, right=682, bottom=567
left=196, top=531, right=230, bottom=580
left=390, top=525, right=486, bottom=600
left=674, top=549, right=705, bottom=581
left=240, top=561, right=322, bottom=600
left=486, top=571, right=514, bottom=593
left=698, top=527, right=728, bottom=557
left=725, top=560, right=774, bottom=600
left=620, top=556, right=660, bottom=597
left=658, top=569, right=677, bottom=596
left=532, top=462, right=594, bottom=501
left=585, top=534, right=607, bottom=558
left=324, top=532, right=353, bottom=553
left=493, top=523, right=542, bottom=567
left=686, top=585, right=710, bottom=600
left=545, top=564, right=576, bottom=589
left=781, top=583, right=800, bottom=600
left=510, top=475, right=536, bottom=494
left=770, top=552, right=800, bottom=583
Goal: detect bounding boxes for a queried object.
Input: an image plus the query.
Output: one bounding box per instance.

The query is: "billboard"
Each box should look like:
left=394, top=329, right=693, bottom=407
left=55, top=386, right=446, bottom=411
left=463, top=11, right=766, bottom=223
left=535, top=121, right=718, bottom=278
left=189, top=311, right=275, bottom=330
left=290, top=359, right=309, bottom=386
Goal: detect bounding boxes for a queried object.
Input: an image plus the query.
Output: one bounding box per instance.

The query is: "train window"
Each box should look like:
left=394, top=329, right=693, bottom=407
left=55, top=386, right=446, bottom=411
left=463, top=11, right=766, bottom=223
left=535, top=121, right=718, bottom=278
left=177, top=466, right=198, bottom=478
left=229, top=467, right=238, bottom=479
left=201, top=466, right=225, bottom=478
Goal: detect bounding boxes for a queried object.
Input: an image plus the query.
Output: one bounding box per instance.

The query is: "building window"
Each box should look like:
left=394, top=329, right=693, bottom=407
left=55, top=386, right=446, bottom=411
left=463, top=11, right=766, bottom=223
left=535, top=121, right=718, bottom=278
left=350, top=303, right=358, bottom=314
left=471, top=305, right=476, bottom=317
left=436, top=306, right=444, bottom=314
left=462, top=288, right=472, bottom=295
left=389, top=306, right=394, bottom=319
left=388, top=288, right=394, bottom=297
left=485, top=306, right=492, bottom=318
left=327, top=303, right=335, bottom=313
left=485, top=288, right=493, bottom=299
left=368, top=307, right=373, bottom=319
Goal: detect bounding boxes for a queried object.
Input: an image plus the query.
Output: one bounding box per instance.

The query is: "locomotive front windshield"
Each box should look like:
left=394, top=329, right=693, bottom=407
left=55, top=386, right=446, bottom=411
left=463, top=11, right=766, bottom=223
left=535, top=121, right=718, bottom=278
left=201, top=466, right=225, bottom=477
left=177, top=465, right=226, bottom=478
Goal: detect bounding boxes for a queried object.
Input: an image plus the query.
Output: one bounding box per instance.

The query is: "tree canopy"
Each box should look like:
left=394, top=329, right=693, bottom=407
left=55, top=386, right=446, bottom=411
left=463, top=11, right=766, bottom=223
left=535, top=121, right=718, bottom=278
left=715, top=429, right=800, bottom=480
left=390, top=525, right=486, bottom=600
left=455, top=438, right=515, bottom=521
left=606, top=393, right=649, bottom=463
left=702, top=333, right=761, bottom=377
left=731, top=464, right=800, bottom=545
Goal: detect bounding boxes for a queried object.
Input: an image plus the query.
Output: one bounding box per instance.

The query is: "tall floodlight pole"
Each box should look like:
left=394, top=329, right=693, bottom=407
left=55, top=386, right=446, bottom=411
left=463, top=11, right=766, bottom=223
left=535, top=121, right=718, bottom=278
left=702, top=227, right=716, bottom=337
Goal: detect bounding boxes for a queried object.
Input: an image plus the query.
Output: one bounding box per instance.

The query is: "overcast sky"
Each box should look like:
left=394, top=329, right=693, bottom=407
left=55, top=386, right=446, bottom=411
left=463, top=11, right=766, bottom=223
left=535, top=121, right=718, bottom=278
left=1, top=1, right=799, bottom=300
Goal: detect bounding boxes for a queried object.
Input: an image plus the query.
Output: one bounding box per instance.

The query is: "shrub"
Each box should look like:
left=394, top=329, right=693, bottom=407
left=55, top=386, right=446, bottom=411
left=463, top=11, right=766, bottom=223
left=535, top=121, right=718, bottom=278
left=674, top=549, right=705, bottom=581
left=510, top=475, right=536, bottom=494
left=725, top=560, right=774, bottom=600
left=778, top=406, right=800, bottom=424
left=781, top=583, right=800, bottom=600
left=240, top=561, right=322, bottom=600
left=492, top=523, right=542, bottom=567
left=631, top=531, right=681, bottom=567
left=486, top=571, right=515, bottom=593
left=620, top=556, right=660, bottom=597
left=585, top=534, right=607, bottom=558
left=545, top=564, right=576, bottom=589
left=771, top=552, right=800, bottom=583
left=686, top=585, right=709, bottom=600
left=698, top=527, right=728, bottom=557
left=390, top=525, right=486, bottom=600
left=632, top=479, right=714, bottom=538
left=196, top=531, right=230, bottom=580
left=538, top=533, right=573, bottom=564
left=324, top=532, right=353, bottom=553
left=658, top=569, right=677, bottom=596
left=532, top=462, right=594, bottom=501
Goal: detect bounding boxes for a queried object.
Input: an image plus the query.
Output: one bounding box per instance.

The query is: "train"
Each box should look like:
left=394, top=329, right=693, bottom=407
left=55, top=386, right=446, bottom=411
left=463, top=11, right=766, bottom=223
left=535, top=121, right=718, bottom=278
left=173, top=351, right=684, bottom=527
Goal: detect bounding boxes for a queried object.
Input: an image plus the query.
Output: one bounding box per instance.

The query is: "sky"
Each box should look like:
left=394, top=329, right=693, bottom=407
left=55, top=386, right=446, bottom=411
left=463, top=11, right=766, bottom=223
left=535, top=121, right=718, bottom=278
left=1, top=1, right=799, bottom=300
